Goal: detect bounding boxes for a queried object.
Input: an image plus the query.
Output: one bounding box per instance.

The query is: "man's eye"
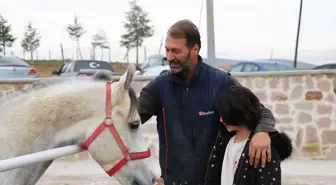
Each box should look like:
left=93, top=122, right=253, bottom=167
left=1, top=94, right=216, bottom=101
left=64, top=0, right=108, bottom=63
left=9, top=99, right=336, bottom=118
left=129, top=121, right=140, bottom=130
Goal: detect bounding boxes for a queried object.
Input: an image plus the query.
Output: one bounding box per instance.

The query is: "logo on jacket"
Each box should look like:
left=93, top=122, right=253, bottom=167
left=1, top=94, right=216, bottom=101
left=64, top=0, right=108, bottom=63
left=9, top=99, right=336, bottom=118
left=199, top=110, right=214, bottom=116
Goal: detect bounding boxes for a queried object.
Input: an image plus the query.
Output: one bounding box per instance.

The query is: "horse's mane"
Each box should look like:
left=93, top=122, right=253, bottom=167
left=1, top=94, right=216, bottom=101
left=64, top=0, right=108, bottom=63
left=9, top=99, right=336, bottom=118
left=0, top=71, right=116, bottom=105
left=0, top=71, right=138, bottom=120
left=0, top=77, right=70, bottom=105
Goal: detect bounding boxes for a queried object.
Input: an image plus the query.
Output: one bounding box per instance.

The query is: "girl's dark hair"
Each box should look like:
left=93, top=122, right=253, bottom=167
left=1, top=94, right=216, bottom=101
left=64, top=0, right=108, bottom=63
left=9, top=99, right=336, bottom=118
left=216, top=85, right=261, bottom=130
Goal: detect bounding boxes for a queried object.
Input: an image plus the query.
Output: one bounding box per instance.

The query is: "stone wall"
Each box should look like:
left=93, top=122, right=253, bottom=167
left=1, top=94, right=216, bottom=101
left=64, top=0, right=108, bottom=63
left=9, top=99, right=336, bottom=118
left=0, top=70, right=335, bottom=161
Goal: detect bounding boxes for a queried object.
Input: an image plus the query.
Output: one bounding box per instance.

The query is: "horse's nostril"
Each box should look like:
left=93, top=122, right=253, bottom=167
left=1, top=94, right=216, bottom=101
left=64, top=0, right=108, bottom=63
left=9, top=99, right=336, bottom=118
left=131, top=180, right=141, bottom=185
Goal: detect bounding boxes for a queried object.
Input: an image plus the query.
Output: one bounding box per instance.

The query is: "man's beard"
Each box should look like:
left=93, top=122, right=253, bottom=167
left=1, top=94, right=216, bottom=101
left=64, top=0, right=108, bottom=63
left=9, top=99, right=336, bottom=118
left=169, top=52, right=192, bottom=77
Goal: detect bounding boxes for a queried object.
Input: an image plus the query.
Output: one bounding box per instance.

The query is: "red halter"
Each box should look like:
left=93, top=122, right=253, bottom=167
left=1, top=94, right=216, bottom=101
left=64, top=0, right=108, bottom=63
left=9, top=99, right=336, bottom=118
left=81, top=81, right=151, bottom=176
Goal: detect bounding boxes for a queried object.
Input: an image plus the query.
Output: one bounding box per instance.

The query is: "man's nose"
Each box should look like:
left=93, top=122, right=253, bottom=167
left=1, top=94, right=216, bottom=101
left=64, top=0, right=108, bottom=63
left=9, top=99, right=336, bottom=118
left=166, top=51, right=175, bottom=62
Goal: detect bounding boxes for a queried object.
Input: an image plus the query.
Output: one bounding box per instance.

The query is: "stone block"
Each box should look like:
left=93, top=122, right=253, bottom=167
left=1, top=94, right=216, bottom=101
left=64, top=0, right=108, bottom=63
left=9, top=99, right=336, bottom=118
left=253, top=91, right=267, bottom=102
left=268, top=77, right=280, bottom=89
left=276, top=117, right=293, bottom=124
left=254, top=77, right=265, bottom=88
left=290, top=85, right=304, bottom=100
left=317, top=104, right=333, bottom=114
left=325, top=94, right=335, bottom=103
left=270, top=91, right=288, bottom=101
left=325, top=146, right=336, bottom=160
left=281, top=78, right=290, bottom=92
left=296, top=127, right=303, bottom=148
left=305, top=125, right=319, bottom=143
left=245, top=78, right=253, bottom=89
left=326, top=73, right=336, bottom=79
left=293, top=102, right=314, bottom=111
left=305, top=75, right=314, bottom=89
left=290, top=76, right=303, bottom=83
left=305, top=91, right=323, bottom=100
left=275, top=103, right=290, bottom=115
left=301, top=143, right=322, bottom=157
left=322, top=130, right=336, bottom=145
left=317, top=80, right=331, bottom=92
left=297, top=112, right=312, bottom=123
left=316, top=117, right=332, bottom=129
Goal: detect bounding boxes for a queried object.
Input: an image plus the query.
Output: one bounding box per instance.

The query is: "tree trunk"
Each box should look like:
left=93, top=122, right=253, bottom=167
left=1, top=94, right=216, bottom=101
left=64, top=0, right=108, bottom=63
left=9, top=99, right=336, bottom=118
left=108, top=47, right=111, bottom=62
left=92, top=45, right=96, bottom=60
left=136, top=45, right=139, bottom=70
left=101, top=47, right=104, bottom=60
left=30, top=50, right=34, bottom=61
left=76, top=39, right=83, bottom=60
left=136, top=36, right=139, bottom=70
left=1, top=37, right=5, bottom=55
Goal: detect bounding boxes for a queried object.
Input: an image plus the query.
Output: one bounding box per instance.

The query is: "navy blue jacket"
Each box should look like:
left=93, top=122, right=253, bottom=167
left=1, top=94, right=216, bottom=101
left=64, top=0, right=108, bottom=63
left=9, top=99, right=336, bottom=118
left=137, top=56, right=276, bottom=185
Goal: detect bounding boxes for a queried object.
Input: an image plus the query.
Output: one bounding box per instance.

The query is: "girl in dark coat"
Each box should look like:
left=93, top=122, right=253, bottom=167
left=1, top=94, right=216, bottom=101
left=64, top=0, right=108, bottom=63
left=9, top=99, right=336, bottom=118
left=204, top=86, right=293, bottom=185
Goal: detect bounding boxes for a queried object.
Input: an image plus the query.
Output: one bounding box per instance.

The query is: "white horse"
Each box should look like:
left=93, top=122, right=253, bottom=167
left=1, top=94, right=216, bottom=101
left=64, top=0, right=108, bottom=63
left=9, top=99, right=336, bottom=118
left=0, top=64, right=156, bottom=185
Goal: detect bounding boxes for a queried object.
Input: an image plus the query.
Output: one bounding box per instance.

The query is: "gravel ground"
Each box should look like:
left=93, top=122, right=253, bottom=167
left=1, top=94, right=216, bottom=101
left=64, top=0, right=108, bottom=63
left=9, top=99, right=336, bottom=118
left=34, top=159, right=336, bottom=185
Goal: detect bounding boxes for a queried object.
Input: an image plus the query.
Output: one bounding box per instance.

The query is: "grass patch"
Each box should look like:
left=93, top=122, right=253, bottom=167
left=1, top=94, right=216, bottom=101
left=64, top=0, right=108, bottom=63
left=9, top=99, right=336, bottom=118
left=25, top=60, right=133, bottom=77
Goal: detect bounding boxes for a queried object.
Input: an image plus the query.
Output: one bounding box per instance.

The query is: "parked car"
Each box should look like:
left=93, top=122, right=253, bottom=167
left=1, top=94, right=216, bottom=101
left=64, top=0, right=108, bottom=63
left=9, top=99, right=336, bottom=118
left=228, top=61, right=294, bottom=72
left=137, top=54, right=168, bottom=75
left=314, top=63, right=336, bottom=70
left=51, top=60, right=121, bottom=77
left=140, top=65, right=170, bottom=77
left=0, top=56, right=37, bottom=79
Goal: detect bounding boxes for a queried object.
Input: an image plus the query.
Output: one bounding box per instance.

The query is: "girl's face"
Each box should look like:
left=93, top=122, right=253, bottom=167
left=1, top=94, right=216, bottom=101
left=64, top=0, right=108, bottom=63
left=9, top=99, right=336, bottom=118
left=220, top=117, right=239, bottom=132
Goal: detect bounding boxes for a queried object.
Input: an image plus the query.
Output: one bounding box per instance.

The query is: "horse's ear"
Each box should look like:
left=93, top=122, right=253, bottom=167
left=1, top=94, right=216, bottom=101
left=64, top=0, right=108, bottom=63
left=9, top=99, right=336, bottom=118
left=118, top=64, right=135, bottom=90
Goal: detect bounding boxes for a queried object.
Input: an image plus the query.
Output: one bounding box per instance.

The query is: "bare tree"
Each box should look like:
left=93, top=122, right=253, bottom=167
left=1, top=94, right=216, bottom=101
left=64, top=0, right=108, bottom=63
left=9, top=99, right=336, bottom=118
left=91, top=29, right=109, bottom=60
left=66, top=15, right=86, bottom=60
left=0, top=14, right=16, bottom=55
left=21, top=22, right=41, bottom=61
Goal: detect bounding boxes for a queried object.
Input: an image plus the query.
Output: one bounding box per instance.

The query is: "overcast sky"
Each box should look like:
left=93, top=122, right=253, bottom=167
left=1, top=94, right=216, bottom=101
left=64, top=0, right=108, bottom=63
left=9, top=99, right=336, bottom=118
left=0, top=0, right=335, bottom=65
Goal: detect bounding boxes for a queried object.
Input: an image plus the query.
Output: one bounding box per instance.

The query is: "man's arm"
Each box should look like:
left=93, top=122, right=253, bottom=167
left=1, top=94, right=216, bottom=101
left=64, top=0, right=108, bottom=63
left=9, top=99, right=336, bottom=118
left=137, top=79, right=160, bottom=124
left=226, top=74, right=276, bottom=132
left=226, top=73, right=277, bottom=167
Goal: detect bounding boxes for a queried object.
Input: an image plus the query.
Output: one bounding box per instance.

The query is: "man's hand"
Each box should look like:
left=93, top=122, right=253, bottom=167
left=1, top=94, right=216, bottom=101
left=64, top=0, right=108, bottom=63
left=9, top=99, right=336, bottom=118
left=153, top=177, right=164, bottom=185
left=249, top=132, right=271, bottom=168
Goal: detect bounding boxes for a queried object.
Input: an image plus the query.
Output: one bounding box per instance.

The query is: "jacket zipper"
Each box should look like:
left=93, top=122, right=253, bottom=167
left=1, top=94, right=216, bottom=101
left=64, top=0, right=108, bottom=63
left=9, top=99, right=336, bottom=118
left=162, top=107, right=169, bottom=177
left=203, top=131, right=220, bottom=185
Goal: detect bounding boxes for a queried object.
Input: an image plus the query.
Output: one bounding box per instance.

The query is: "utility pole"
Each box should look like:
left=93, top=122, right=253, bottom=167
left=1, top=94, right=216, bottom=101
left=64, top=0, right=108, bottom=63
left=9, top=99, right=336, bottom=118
left=206, top=0, right=216, bottom=63
left=270, top=48, right=274, bottom=60
left=293, top=0, right=303, bottom=68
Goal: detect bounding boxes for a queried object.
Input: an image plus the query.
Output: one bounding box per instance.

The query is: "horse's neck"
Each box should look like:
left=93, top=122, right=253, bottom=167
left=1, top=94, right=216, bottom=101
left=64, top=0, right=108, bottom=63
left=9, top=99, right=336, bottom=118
left=0, top=116, right=104, bottom=185
left=0, top=82, right=105, bottom=159
left=0, top=81, right=106, bottom=185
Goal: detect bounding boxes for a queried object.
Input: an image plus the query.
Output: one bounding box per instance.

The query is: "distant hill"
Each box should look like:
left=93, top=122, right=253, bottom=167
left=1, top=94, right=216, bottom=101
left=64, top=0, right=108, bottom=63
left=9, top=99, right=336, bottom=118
left=257, top=59, right=316, bottom=69
left=202, top=57, right=316, bottom=69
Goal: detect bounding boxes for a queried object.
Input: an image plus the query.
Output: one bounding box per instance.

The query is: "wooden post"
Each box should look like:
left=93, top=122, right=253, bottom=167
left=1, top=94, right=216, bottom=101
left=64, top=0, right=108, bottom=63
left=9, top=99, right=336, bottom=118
left=60, top=43, right=65, bottom=62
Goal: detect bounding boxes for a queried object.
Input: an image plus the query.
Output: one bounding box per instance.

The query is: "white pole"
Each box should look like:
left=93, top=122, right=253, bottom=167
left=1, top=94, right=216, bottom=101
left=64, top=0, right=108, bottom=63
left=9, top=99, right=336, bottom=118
left=206, top=0, right=216, bottom=62
left=0, top=145, right=83, bottom=173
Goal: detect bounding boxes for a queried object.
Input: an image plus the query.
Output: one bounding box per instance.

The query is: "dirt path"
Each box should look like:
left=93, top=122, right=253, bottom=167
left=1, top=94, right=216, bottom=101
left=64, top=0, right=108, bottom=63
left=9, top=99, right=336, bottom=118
left=34, top=159, right=336, bottom=185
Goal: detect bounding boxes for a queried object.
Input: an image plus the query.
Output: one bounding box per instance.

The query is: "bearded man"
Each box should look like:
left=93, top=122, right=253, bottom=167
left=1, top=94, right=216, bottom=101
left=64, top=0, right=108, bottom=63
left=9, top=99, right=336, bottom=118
left=137, top=19, right=277, bottom=185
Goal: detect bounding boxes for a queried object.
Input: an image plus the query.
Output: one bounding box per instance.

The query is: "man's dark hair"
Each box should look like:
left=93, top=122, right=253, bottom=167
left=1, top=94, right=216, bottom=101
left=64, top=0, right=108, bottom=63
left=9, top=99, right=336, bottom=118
left=168, top=19, right=201, bottom=49
left=215, top=85, right=261, bottom=130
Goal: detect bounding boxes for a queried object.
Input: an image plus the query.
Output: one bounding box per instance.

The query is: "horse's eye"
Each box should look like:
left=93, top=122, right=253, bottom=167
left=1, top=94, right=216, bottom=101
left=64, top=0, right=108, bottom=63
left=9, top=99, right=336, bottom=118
left=129, top=121, right=140, bottom=130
